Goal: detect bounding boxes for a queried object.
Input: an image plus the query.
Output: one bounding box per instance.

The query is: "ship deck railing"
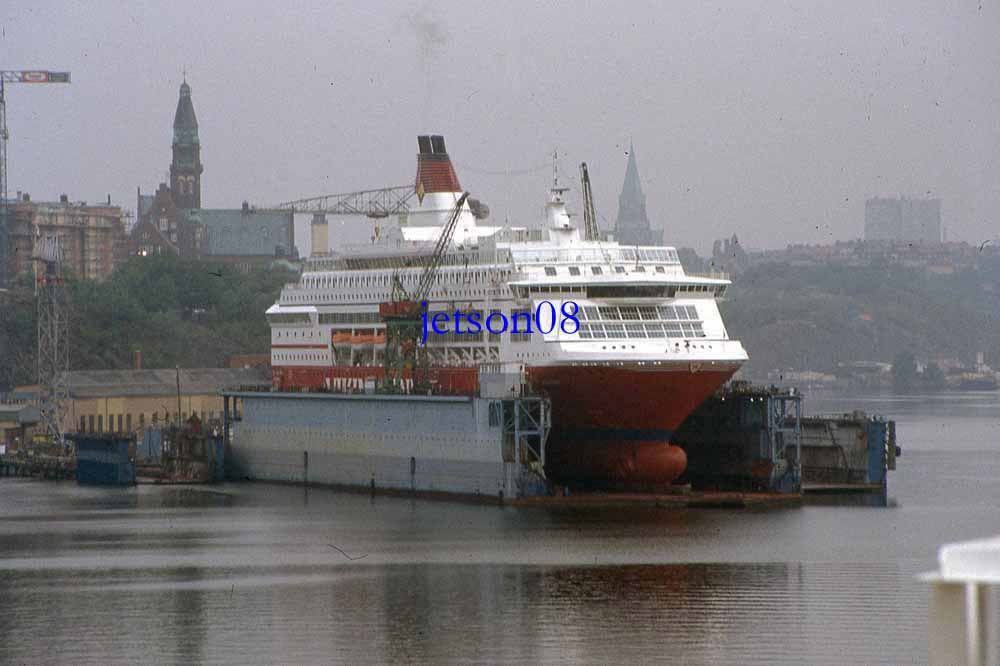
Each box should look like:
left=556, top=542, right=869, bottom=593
left=685, top=270, right=731, bottom=280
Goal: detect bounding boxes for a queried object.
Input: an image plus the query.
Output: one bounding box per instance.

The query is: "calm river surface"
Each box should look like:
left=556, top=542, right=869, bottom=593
left=2, top=391, right=999, bottom=665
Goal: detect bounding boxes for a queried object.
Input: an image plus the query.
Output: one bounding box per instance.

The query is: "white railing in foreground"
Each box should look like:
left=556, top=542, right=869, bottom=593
left=922, top=535, right=1000, bottom=666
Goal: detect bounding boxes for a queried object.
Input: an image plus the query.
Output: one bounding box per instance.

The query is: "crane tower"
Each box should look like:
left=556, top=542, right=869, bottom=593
left=33, top=232, right=69, bottom=445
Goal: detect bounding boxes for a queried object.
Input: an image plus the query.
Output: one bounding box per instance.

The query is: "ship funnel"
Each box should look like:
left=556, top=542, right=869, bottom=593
left=415, top=134, right=462, bottom=195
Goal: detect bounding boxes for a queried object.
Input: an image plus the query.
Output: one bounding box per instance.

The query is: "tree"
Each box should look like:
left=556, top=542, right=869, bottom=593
left=892, top=351, right=917, bottom=393
left=923, top=362, right=946, bottom=391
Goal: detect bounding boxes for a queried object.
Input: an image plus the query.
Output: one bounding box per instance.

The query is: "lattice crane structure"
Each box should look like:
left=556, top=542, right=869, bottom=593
left=33, top=232, right=69, bottom=446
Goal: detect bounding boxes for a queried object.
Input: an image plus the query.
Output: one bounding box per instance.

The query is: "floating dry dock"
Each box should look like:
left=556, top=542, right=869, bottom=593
left=676, top=382, right=899, bottom=496
left=222, top=388, right=550, bottom=500
left=222, top=381, right=898, bottom=504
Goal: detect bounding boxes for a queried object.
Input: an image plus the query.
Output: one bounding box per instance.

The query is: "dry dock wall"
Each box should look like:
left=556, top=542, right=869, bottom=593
left=226, top=392, right=536, bottom=499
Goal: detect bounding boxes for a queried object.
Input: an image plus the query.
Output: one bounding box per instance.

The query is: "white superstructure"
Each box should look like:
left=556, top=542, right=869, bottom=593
left=268, top=178, right=747, bottom=373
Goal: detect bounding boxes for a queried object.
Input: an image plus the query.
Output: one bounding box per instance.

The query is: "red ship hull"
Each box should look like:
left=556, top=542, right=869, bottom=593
left=528, top=365, right=738, bottom=486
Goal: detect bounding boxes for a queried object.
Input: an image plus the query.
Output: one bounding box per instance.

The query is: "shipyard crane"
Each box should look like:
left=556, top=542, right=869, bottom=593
left=378, top=192, right=470, bottom=394
left=33, top=232, right=69, bottom=447
left=274, top=185, right=416, bottom=219
left=0, top=70, right=71, bottom=290
left=271, top=185, right=487, bottom=250
left=579, top=162, right=601, bottom=241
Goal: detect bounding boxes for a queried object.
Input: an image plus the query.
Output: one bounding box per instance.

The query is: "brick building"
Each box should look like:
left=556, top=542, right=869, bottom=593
left=5, top=194, right=128, bottom=282
left=130, top=78, right=295, bottom=269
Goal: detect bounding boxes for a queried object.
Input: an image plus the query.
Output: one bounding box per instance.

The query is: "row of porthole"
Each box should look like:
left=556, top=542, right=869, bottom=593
left=595, top=342, right=717, bottom=351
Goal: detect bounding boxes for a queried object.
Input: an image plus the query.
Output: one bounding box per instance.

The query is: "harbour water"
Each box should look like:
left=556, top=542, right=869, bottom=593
left=1, top=391, right=998, bottom=665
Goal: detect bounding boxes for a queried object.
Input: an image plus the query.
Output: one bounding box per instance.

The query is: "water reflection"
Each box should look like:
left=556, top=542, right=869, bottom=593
left=3, top=397, right=999, bottom=666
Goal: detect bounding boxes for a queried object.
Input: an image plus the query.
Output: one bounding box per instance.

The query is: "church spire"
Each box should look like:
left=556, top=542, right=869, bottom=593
left=620, top=142, right=644, bottom=206
left=613, top=141, right=662, bottom=246
left=170, top=77, right=203, bottom=209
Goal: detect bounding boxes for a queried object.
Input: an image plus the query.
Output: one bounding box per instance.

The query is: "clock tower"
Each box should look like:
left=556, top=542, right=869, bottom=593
left=169, top=77, right=203, bottom=209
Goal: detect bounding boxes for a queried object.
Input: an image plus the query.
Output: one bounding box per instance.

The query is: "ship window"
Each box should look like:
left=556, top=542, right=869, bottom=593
left=544, top=267, right=557, bottom=276
left=644, top=323, right=666, bottom=337
left=619, top=306, right=639, bottom=319
left=605, top=323, right=626, bottom=338
left=582, top=306, right=599, bottom=321
left=587, top=286, right=669, bottom=298
left=655, top=266, right=665, bottom=273
left=511, top=310, right=532, bottom=342
left=614, top=266, right=626, bottom=274
left=591, top=266, right=603, bottom=275
left=635, top=266, right=646, bottom=272
left=598, top=306, right=620, bottom=320
left=578, top=323, right=593, bottom=339
left=625, top=323, right=646, bottom=338
left=568, top=266, right=580, bottom=276
left=487, top=309, right=502, bottom=343
left=638, top=306, right=658, bottom=320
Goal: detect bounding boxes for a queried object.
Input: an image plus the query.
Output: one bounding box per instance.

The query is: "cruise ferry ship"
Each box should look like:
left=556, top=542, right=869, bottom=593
left=263, top=136, right=748, bottom=487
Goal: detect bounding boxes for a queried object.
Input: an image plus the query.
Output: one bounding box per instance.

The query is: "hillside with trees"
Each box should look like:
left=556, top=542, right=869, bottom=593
left=0, top=255, right=294, bottom=391
left=720, top=257, right=1000, bottom=378
left=4, top=251, right=999, bottom=393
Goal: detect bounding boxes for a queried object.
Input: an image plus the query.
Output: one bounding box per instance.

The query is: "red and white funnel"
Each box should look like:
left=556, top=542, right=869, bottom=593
left=415, top=135, right=462, bottom=198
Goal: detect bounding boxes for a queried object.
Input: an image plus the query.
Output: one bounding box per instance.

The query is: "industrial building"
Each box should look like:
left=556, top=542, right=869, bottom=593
left=13, top=367, right=267, bottom=437
left=865, top=196, right=942, bottom=243
left=0, top=402, right=40, bottom=451
left=3, top=194, right=128, bottom=282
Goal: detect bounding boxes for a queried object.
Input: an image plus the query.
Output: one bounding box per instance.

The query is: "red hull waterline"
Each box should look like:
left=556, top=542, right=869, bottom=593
left=528, top=365, right=738, bottom=487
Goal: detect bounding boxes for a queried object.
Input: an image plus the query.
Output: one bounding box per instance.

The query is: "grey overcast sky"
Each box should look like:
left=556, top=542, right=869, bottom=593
left=3, top=1, right=998, bottom=254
